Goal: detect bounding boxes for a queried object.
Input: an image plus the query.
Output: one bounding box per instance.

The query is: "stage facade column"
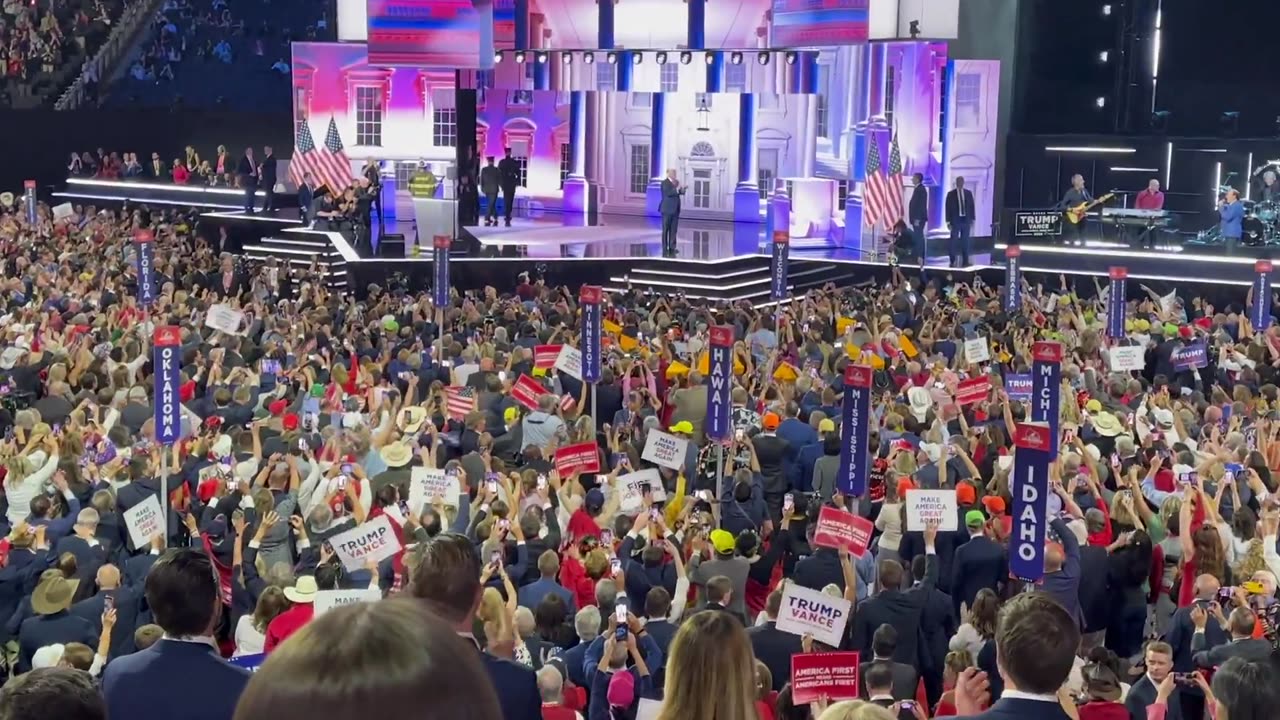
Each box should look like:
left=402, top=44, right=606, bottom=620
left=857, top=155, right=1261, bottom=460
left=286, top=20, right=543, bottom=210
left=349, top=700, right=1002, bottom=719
left=563, top=91, right=589, bottom=213
left=705, top=52, right=724, bottom=92
left=687, top=0, right=705, bottom=49
left=598, top=0, right=615, bottom=49
left=843, top=45, right=874, bottom=251
left=645, top=93, right=667, bottom=216
left=514, top=0, right=529, bottom=50
left=733, top=92, right=760, bottom=223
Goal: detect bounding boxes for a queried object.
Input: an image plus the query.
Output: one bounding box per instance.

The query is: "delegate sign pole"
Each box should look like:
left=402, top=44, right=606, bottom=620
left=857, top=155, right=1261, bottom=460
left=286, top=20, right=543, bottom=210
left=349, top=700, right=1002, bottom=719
left=837, top=364, right=873, bottom=499
left=581, top=286, right=602, bottom=431
left=154, top=326, right=183, bottom=549
left=707, top=326, right=733, bottom=492
left=771, top=230, right=789, bottom=302
left=1253, top=260, right=1272, bottom=330
left=432, top=235, right=449, bottom=369
left=1004, top=245, right=1021, bottom=312
left=1010, top=421, right=1052, bottom=585
left=1031, top=341, right=1062, bottom=456
left=135, top=229, right=157, bottom=306
left=1106, top=267, right=1127, bottom=340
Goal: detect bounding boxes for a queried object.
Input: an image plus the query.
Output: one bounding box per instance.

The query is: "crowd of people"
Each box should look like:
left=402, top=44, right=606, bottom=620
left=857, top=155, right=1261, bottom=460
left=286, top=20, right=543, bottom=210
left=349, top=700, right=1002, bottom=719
left=0, top=0, right=134, bottom=106
left=0, top=184, right=1279, bottom=720
left=68, top=144, right=253, bottom=188
left=106, top=0, right=330, bottom=109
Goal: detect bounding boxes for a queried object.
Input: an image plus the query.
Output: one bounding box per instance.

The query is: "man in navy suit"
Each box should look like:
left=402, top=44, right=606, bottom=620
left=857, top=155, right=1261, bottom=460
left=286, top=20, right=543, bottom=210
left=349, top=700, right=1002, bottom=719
left=944, top=176, right=976, bottom=268
left=297, top=172, right=315, bottom=227
left=659, top=168, right=684, bottom=253
left=102, top=549, right=250, bottom=720
left=951, top=592, right=1078, bottom=720
left=517, top=550, right=576, bottom=613
left=851, top=524, right=939, bottom=668
left=775, top=402, right=818, bottom=491
left=409, top=533, right=540, bottom=720
left=909, top=553, right=956, bottom=705
left=950, top=510, right=1005, bottom=616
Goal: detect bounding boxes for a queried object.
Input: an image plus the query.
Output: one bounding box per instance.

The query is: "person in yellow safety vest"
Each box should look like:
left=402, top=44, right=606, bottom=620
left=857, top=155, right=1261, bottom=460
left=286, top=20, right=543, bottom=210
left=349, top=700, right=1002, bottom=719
left=408, top=163, right=438, bottom=198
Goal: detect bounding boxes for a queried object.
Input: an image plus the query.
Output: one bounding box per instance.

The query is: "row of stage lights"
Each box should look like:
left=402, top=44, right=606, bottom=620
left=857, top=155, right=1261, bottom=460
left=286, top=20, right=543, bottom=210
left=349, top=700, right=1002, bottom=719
left=494, top=49, right=801, bottom=66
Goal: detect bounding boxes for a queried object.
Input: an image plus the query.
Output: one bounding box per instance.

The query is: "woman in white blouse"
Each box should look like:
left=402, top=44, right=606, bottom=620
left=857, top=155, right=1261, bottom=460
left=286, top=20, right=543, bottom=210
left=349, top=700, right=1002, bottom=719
left=235, top=586, right=290, bottom=656
left=949, top=588, right=999, bottom=660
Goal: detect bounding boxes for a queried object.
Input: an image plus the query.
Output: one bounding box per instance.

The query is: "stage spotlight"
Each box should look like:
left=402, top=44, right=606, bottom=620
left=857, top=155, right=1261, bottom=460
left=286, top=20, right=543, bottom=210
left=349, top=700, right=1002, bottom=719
left=656, top=51, right=667, bottom=64
left=1102, top=4, right=1111, bottom=15
left=514, top=51, right=526, bottom=63
left=1095, top=96, right=1106, bottom=108
left=730, top=51, right=743, bottom=65
left=785, top=51, right=797, bottom=65
left=1099, top=50, right=1109, bottom=62
left=704, top=51, right=715, bottom=65
left=680, top=51, right=692, bottom=65
left=632, top=52, right=643, bottom=65
left=584, top=52, right=595, bottom=64
left=562, top=52, right=573, bottom=64
left=607, top=51, right=618, bottom=64
left=535, top=51, right=548, bottom=63
left=757, top=51, right=770, bottom=65
left=494, top=50, right=504, bottom=63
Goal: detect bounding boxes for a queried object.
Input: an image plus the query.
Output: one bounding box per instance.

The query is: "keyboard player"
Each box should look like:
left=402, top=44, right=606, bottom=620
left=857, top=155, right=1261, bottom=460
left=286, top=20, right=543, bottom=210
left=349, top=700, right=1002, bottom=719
left=1134, top=179, right=1165, bottom=210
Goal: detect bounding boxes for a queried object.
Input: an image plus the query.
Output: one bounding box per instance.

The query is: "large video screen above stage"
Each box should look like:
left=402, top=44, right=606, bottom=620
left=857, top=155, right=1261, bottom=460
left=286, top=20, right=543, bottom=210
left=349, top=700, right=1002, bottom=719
left=365, top=0, right=493, bottom=67
left=336, top=0, right=954, bottom=50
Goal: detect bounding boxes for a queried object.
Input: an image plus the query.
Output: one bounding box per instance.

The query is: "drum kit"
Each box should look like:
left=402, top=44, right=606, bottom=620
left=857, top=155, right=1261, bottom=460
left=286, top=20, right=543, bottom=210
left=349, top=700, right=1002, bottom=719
left=1242, top=198, right=1280, bottom=246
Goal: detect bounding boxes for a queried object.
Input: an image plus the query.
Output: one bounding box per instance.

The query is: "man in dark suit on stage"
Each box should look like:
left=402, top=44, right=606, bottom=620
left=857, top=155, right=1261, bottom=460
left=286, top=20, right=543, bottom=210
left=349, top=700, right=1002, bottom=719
left=908, top=172, right=928, bottom=262
left=258, top=146, right=277, bottom=213
left=408, top=533, right=540, bottom=720
left=660, top=168, right=684, bottom=254
left=950, top=592, right=1078, bottom=720
left=944, top=175, right=975, bottom=268
left=497, top=148, right=521, bottom=226
left=297, top=172, right=315, bottom=227
left=236, top=147, right=257, bottom=215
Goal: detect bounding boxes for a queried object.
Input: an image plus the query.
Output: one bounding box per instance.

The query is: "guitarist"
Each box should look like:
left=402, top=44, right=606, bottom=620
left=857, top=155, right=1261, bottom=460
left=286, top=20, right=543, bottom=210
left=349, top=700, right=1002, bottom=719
left=1057, top=174, right=1093, bottom=245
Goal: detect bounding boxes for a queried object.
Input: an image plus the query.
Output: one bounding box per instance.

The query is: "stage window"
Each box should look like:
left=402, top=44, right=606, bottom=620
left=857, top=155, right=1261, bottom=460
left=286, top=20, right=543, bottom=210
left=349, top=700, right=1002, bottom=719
left=629, top=143, right=650, bottom=195
left=759, top=93, right=780, bottom=111
left=630, top=92, right=652, bottom=110
left=516, top=156, right=529, bottom=188
left=596, top=63, right=614, bottom=91
left=696, top=92, right=712, bottom=109
left=395, top=161, right=419, bottom=189
left=692, top=169, right=711, bottom=209
left=660, top=63, right=679, bottom=92
left=883, top=70, right=896, bottom=127
left=938, top=68, right=949, bottom=143
left=433, top=108, right=458, bottom=148
left=725, top=63, right=747, bottom=92
left=511, top=90, right=533, bottom=107
left=559, top=143, right=570, bottom=188
left=294, top=87, right=308, bottom=138
left=815, top=67, right=830, bottom=139
left=954, top=72, right=981, bottom=129
left=836, top=179, right=849, bottom=210
left=355, top=86, right=383, bottom=147
left=759, top=147, right=779, bottom=200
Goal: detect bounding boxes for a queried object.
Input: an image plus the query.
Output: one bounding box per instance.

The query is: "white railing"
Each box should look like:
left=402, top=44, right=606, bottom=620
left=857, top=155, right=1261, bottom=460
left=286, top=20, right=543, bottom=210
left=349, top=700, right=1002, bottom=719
left=54, top=0, right=159, bottom=110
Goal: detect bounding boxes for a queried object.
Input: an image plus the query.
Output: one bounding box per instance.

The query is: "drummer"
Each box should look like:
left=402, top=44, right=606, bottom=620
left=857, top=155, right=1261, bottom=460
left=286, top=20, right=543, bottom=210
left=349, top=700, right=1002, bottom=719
left=1258, top=169, right=1280, bottom=204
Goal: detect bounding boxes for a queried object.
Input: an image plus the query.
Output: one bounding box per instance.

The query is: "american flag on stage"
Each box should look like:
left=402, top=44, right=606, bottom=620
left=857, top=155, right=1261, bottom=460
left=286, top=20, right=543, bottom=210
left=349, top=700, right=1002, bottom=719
left=311, top=116, right=355, bottom=194
left=444, top=386, right=476, bottom=420
left=863, top=133, right=905, bottom=228
left=288, top=121, right=321, bottom=188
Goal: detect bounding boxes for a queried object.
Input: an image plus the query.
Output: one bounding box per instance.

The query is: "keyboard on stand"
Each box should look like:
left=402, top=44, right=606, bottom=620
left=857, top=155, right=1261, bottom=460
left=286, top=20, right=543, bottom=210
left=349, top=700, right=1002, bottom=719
left=1100, top=208, right=1175, bottom=248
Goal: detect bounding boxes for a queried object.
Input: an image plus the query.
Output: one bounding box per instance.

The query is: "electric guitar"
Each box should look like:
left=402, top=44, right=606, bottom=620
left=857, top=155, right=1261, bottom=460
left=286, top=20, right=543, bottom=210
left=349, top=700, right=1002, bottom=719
left=1064, top=193, right=1115, bottom=224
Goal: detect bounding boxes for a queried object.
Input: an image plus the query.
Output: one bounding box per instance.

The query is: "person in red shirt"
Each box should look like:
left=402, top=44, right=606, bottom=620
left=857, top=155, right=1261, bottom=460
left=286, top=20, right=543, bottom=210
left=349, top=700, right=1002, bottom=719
left=264, top=575, right=317, bottom=651
left=1134, top=179, right=1165, bottom=210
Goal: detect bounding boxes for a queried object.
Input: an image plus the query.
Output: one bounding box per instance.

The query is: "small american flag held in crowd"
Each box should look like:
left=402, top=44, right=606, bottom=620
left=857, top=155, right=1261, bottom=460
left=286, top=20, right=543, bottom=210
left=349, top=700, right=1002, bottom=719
left=444, top=386, right=475, bottom=420
left=560, top=394, right=575, bottom=412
